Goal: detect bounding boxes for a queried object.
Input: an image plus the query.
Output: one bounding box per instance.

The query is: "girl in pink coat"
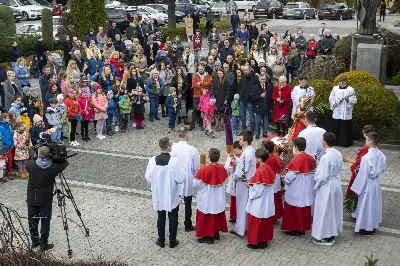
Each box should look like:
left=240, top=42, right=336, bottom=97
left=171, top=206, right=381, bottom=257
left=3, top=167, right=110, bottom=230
left=91, top=85, right=108, bottom=139
left=78, top=88, right=93, bottom=142
left=203, top=98, right=217, bottom=138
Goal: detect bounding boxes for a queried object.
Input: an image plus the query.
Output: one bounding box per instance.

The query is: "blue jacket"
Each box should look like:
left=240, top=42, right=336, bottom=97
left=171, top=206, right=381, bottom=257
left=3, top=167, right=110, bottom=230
left=14, top=65, right=30, bottom=86
left=45, top=92, right=57, bottom=107
left=9, top=103, right=23, bottom=121
left=166, top=94, right=181, bottom=114
left=39, top=74, right=49, bottom=100
left=0, top=121, right=14, bottom=148
left=146, top=78, right=164, bottom=98
left=99, top=64, right=118, bottom=79
left=237, top=29, right=250, bottom=44
left=107, top=98, right=116, bottom=115
left=89, top=58, right=104, bottom=76
left=31, top=125, right=43, bottom=146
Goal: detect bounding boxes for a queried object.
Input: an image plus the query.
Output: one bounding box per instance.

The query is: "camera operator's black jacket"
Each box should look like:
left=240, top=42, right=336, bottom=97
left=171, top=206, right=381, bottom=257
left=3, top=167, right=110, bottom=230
left=26, top=160, right=69, bottom=207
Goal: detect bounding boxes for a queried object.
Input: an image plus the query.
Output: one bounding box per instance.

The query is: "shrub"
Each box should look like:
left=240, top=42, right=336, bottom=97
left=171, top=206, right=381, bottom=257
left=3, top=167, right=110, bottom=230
left=301, top=56, right=348, bottom=82
left=332, top=34, right=352, bottom=69
left=57, top=11, right=76, bottom=40
left=70, top=0, right=93, bottom=40
left=0, top=6, right=16, bottom=44
left=333, top=71, right=380, bottom=86
left=378, top=26, right=400, bottom=76
left=41, top=8, right=54, bottom=51
left=392, top=72, right=400, bottom=85
left=89, top=0, right=107, bottom=36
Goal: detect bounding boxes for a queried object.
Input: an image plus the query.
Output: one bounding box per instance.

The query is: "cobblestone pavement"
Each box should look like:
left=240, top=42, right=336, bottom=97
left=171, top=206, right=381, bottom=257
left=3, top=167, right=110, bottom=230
left=1, top=112, right=400, bottom=266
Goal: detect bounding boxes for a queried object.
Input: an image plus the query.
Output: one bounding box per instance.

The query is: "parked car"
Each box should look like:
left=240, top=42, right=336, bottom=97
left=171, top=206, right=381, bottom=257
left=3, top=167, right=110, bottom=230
left=137, top=6, right=168, bottom=26
left=30, top=0, right=52, bottom=8
left=282, top=2, right=316, bottom=19
left=192, top=0, right=210, bottom=14
left=10, top=6, right=22, bottom=22
left=233, top=0, right=258, bottom=11
left=106, top=7, right=131, bottom=33
left=175, top=2, right=203, bottom=17
left=146, top=4, right=185, bottom=23
left=318, top=3, right=354, bottom=20
left=5, top=0, right=47, bottom=21
left=210, top=1, right=237, bottom=15
left=105, top=0, right=121, bottom=8
left=253, top=0, right=283, bottom=19
left=16, top=24, right=41, bottom=36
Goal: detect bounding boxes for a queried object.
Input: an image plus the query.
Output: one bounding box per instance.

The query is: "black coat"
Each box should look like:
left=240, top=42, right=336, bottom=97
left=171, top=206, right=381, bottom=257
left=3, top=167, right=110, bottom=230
left=321, top=35, right=335, bottom=55
left=238, top=73, right=258, bottom=103
left=193, top=14, right=200, bottom=30
left=250, top=83, right=273, bottom=115
left=211, top=79, right=231, bottom=112
left=219, top=47, right=234, bottom=64
left=144, top=42, right=159, bottom=66
left=9, top=46, right=22, bottom=62
left=113, top=40, right=126, bottom=54
left=172, top=75, right=189, bottom=100
left=35, top=41, right=47, bottom=59
left=108, top=27, right=121, bottom=42
left=133, top=95, right=146, bottom=114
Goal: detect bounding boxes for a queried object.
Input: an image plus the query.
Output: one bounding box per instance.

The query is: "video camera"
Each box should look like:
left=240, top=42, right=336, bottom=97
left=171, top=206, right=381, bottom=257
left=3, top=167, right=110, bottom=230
left=38, top=133, right=68, bottom=162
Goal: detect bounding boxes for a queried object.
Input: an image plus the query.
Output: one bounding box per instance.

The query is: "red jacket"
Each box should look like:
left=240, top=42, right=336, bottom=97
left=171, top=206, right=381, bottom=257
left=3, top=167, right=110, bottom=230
left=271, top=85, right=292, bottom=123
left=282, top=43, right=290, bottom=57
left=307, top=41, right=318, bottom=58
left=192, top=73, right=212, bottom=98
left=193, top=34, right=202, bottom=50
left=65, top=96, right=82, bottom=120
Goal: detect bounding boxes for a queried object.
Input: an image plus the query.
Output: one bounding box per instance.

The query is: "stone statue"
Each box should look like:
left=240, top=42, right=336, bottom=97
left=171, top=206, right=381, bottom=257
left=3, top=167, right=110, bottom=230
left=357, top=0, right=380, bottom=34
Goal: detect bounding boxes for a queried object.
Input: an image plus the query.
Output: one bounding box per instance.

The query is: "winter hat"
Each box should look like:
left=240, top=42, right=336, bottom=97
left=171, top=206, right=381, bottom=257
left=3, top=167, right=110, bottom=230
left=80, top=88, right=87, bottom=94
left=22, top=86, right=30, bottom=95
left=259, top=58, right=265, bottom=64
left=33, top=114, right=43, bottom=124
left=234, top=94, right=240, bottom=100
left=94, top=83, right=101, bottom=91
left=67, top=88, right=75, bottom=95
left=57, top=94, right=64, bottom=101
left=20, top=107, right=28, bottom=115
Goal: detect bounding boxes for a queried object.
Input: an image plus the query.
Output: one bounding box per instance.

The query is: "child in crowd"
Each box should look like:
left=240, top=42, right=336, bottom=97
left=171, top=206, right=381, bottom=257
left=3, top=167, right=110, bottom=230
left=204, top=98, right=217, bottom=138
left=166, top=87, right=181, bottom=133
left=18, top=107, right=31, bottom=135
left=231, top=94, right=241, bottom=136
left=9, top=95, right=23, bottom=121
left=106, top=90, right=116, bottom=136
left=13, top=122, right=29, bottom=179
left=56, top=94, right=68, bottom=141
left=45, top=82, right=58, bottom=107
left=199, top=88, right=211, bottom=131
left=111, top=78, right=122, bottom=132
left=45, top=98, right=62, bottom=143
left=0, top=113, right=15, bottom=180
left=118, top=90, right=132, bottom=134
left=32, top=56, right=40, bottom=79
left=7, top=111, right=16, bottom=129
left=132, top=88, right=147, bottom=130
left=65, top=88, right=82, bottom=146
left=0, top=134, right=7, bottom=183
left=29, top=98, right=41, bottom=122
left=31, top=114, right=44, bottom=148
left=110, top=51, right=124, bottom=79
left=92, top=85, right=108, bottom=139
left=78, top=88, right=93, bottom=142
left=79, top=76, right=92, bottom=98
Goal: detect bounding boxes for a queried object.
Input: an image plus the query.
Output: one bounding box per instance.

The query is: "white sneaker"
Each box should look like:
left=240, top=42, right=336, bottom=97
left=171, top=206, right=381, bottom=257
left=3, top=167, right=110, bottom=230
left=69, top=141, right=76, bottom=146
left=75, top=141, right=80, bottom=146
left=100, top=135, right=106, bottom=139
left=115, top=126, right=120, bottom=132
left=96, top=135, right=102, bottom=139
left=132, top=122, right=137, bottom=127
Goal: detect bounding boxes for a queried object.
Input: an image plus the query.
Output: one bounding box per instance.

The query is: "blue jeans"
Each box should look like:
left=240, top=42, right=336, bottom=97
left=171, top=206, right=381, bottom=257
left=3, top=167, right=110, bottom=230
left=255, top=113, right=268, bottom=137
left=27, top=203, right=52, bottom=246
left=244, top=41, right=249, bottom=54
left=232, top=115, right=240, bottom=133
left=194, top=49, right=201, bottom=64
left=240, top=102, right=255, bottom=132
left=149, top=96, right=159, bottom=121
left=51, top=128, right=62, bottom=143
left=11, top=62, right=16, bottom=70
left=168, top=110, right=177, bottom=128
left=286, top=66, right=296, bottom=82
left=232, top=24, right=238, bottom=34
left=106, top=113, right=113, bottom=132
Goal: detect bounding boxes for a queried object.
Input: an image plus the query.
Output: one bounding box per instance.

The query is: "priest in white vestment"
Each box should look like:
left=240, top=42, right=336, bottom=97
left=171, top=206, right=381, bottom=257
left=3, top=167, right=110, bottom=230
left=231, top=130, right=257, bottom=236
left=194, top=148, right=229, bottom=244
left=171, top=126, right=200, bottom=231
left=351, top=132, right=386, bottom=235
left=291, top=77, right=315, bottom=119
left=329, top=74, right=357, bottom=147
left=298, top=111, right=326, bottom=163
left=312, top=132, right=344, bottom=246
left=145, top=137, right=185, bottom=248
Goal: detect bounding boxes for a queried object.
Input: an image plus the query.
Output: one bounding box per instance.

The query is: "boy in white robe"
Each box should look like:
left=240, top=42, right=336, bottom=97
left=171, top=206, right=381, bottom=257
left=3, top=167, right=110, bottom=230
left=224, top=141, right=242, bottom=223
left=312, top=132, right=344, bottom=246
left=246, top=148, right=276, bottom=249
left=351, top=132, right=386, bottom=235
left=145, top=137, right=185, bottom=248
left=291, top=76, right=315, bottom=119
left=231, top=130, right=257, bottom=236
left=194, top=148, right=229, bottom=244
left=171, top=126, right=200, bottom=231
left=298, top=111, right=326, bottom=162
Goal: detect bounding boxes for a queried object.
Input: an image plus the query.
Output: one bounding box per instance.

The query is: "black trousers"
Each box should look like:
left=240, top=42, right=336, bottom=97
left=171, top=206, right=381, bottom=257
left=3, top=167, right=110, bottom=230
left=27, top=203, right=52, bottom=246
left=190, top=98, right=202, bottom=127
left=70, top=119, right=78, bottom=141
left=157, top=206, right=178, bottom=243
left=81, top=120, right=89, bottom=138
left=183, top=196, right=193, bottom=227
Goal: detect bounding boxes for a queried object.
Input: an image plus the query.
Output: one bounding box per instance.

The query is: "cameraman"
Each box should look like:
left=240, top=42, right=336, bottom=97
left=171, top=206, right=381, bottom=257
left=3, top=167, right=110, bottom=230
left=26, top=146, right=69, bottom=250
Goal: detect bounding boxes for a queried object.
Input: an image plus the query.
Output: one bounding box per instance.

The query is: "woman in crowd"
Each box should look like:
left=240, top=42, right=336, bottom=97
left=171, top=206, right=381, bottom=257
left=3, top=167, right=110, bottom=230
left=185, top=13, right=194, bottom=42
left=267, top=48, right=278, bottom=67
left=233, top=38, right=244, bottom=58
left=144, top=36, right=159, bottom=67
left=272, top=76, right=292, bottom=136
left=211, top=69, right=230, bottom=132
left=65, top=60, right=81, bottom=84
left=4, top=71, right=23, bottom=110
left=172, top=67, right=189, bottom=125
left=97, top=27, right=107, bottom=53
left=269, top=33, right=282, bottom=55
left=271, top=56, right=286, bottom=86
left=98, top=65, right=115, bottom=93
left=132, top=50, right=147, bottom=78
left=14, top=57, right=30, bottom=88
left=307, top=34, right=318, bottom=61
left=283, top=30, right=294, bottom=44
left=158, top=62, right=173, bottom=117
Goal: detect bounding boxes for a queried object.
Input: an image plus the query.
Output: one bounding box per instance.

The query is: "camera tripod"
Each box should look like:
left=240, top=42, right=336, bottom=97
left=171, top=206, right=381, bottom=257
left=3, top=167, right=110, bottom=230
left=54, top=154, right=89, bottom=258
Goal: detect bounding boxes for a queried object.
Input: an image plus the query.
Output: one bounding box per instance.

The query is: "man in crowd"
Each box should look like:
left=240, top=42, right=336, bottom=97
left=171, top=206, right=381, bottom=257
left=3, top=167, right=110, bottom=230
left=113, top=34, right=126, bottom=57
left=238, top=65, right=258, bottom=133
left=251, top=74, right=270, bottom=140
left=295, top=30, right=307, bottom=54
left=237, top=24, right=250, bottom=54
left=298, top=111, right=326, bottom=163
left=39, top=65, right=51, bottom=102
left=85, top=29, right=97, bottom=47
left=321, top=30, right=335, bottom=55
left=193, top=10, right=201, bottom=32
left=71, top=39, right=86, bottom=59
left=171, top=126, right=200, bottom=232
left=9, top=41, right=22, bottom=70
left=291, top=76, right=315, bottom=119
left=74, top=50, right=87, bottom=72
left=108, top=21, right=121, bottom=42
left=26, top=146, right=69, bottom=250
left=145, top=137, right=184, bottom=248
left=48, top=54, right=60, bottom=76
left=219, top=39, right=234, bottom=65
left=317, top=22, right=329, bottom=36
left=231, top=10, right=240, bottom=34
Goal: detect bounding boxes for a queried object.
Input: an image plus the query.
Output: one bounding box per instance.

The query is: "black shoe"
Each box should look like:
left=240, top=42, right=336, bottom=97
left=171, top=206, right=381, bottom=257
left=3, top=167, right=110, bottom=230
left=210, top=131, right=215, bottom=138
left=155, top=117, right=160, bottom=120
left=86, top=136, right=91, bottom=141
left=162, top=110, right=166, bottom=117
left=169, top=239, right=179, bottom=248
left=214, top=232, right=220, bottom=240
left=81, top=137, right=86, bottom=141
left=31, top=242, right=40, bottom=249
left=229, top=219, right=236, bottom=223
left=40, top=243, right=54, bottom=251
left=156, top=239, right=165, bottom=248
left=185, top=225, right=196, bottom=232
left=229, top=230, right=241, bottom=236
left=150, top=119, right=154, bottom=122
left=189, top=124, right=195, bottom=131
left=285, top=230, right=302, bottom=237
left=255, top=134, right=260, bottom=140
left=262, top=133, right=268, bottom=138
left=177, top=116, right=182, bottom=125
left=259, top=242, right=268, bottom=249
left=198, top=237, right=214, bottom=244
left=184, top=117, right=190, bottom=125
left=107, top=131, right=113, bottom=136
left=200, top=126, right=205, bottom=131
left=247, top=243, right=259, bottom=249
left=356, top=229, right=376, bottom=235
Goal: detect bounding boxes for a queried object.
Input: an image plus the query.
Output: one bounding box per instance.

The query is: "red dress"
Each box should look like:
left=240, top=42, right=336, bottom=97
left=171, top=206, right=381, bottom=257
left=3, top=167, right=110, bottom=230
left=266, top=154, right=284, bottom=220
left=272, top=85, right=292, bottom=123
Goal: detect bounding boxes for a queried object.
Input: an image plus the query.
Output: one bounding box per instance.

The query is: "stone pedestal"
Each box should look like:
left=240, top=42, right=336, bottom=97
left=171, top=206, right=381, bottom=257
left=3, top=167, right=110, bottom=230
left=356, top=43, right=387, bottom=85
left=350, top=34, right=384, bottom=70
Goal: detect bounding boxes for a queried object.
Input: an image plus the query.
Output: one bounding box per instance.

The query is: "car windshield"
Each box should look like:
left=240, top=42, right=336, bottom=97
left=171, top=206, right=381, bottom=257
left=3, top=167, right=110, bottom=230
left=322, top=4, right=339, bottom=9
left=256, top=1, right=272, bottom=8
left=14, top=0, right=35, bottom=5
left=143, top=7, right=158, bottom=14
left=31, top=0, right=51, bottom=6
left=285, top=3, right=299, bottom=8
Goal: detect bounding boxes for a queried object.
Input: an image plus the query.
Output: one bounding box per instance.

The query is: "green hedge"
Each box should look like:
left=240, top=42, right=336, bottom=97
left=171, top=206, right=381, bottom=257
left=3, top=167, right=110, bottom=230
left=333, top=71, right=380, bottom=86
left=42, top=8, right=54, bottom=51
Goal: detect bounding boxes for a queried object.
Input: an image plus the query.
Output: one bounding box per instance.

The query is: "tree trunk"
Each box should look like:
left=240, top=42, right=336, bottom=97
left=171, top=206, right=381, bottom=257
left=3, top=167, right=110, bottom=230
left=167, top=0, right=176, bottom=29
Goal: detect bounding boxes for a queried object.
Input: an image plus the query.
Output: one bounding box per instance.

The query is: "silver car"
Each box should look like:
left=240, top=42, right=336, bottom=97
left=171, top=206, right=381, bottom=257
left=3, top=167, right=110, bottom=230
left=282, top=2, right=316, bottom=19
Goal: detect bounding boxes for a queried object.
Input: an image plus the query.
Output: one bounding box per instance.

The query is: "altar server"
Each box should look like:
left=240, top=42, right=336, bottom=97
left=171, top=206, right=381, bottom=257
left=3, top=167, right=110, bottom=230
left=312, top=132, right=344, bottom=246
left=351, top=132, right=386, bottom=235
left=298, top=111, right=326, bottom=163
left=281, top=137, right=316, bottom=236
left=145, top=137, right=185, bottom=248
left=246, top=148, right=276, bottom=249
left=171, top=126, right=200, bottom=231
left=194, top=148, right=229, bottom=244
left=329, top=74, right=357, bottom=147
left=263, top=141, right=283, bottom=222
left=231, top=130, right=257, bottom=236
left=291, top=76, right=315, bottom=119
left=224, top=141, right=242, bottom=223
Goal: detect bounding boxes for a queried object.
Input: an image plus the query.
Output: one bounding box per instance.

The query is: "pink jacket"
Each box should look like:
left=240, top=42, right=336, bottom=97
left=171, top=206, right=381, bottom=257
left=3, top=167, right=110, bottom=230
left=78, top=96, right=93, bottom=120
left=198, top=92, right=211, bottom=113
left=203, top=104, right=216, bottom=120
left=91, top=93, right=108, bottom=112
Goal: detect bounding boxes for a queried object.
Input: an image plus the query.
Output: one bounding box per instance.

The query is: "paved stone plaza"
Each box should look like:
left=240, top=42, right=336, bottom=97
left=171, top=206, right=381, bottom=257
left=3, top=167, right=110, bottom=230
left=1, top=113, right=400, bottom=266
